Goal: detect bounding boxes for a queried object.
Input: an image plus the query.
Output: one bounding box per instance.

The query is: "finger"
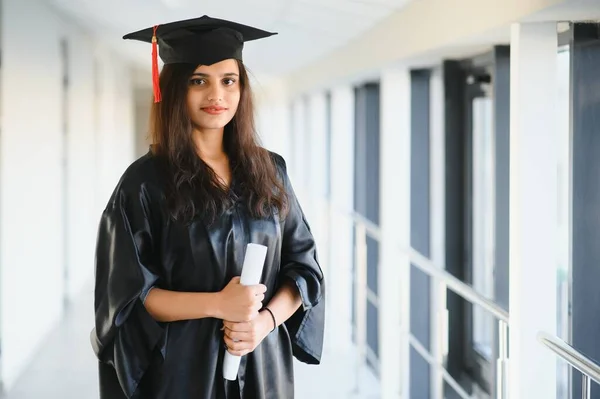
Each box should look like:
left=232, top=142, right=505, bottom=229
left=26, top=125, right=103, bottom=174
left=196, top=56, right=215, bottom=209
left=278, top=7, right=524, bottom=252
left=254, top=298, right=264, bottom=310
left=242, top=311, right=259, bottom=322
left=253, top=284, right=267, bottom=295
left=224, top=335, right=239, bottom=348
left=223, top=321, right=241, bottom=332
left=223, top=319, right=253, bottom=330
left=224, top=327, right=253, bottom=341
left=224, top=335, right=252, bottom=352
left=227, top=321, right=252, bottom=332
left=223, top=327, right=238, bottom=340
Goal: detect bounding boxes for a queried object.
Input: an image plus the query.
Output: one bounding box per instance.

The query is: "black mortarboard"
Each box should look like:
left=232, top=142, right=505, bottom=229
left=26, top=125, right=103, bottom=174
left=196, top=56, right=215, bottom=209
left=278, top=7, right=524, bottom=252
left=123, top=15, right=277, bottom=103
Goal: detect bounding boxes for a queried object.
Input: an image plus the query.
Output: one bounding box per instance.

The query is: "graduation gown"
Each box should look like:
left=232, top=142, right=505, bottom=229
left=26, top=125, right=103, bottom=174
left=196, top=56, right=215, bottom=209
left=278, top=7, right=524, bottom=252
left=90, top=151, right=325, bottom=399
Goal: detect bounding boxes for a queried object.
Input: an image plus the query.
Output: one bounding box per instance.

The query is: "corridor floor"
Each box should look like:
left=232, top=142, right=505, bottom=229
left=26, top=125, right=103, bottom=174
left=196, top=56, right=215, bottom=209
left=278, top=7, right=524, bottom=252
left=3, top=284, right=379, bottom=399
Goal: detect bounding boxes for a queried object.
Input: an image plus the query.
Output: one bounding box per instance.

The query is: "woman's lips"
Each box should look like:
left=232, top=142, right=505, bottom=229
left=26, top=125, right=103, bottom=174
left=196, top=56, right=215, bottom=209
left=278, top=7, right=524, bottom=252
left=201, top=106, right=227, bottom=115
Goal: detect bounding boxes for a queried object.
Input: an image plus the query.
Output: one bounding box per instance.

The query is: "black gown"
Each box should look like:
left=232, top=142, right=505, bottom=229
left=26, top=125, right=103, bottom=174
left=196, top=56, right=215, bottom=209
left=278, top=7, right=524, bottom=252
left=90, top=150, right=325, bottom=399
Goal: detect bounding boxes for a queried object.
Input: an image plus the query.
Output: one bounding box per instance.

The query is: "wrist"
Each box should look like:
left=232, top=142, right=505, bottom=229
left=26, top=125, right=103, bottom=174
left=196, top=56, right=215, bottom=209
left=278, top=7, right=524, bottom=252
left=257, top=311, right=271, bottom=336
left=259, top=308, right=276, bottom=334
left=205, top=291, right=223, bottom=319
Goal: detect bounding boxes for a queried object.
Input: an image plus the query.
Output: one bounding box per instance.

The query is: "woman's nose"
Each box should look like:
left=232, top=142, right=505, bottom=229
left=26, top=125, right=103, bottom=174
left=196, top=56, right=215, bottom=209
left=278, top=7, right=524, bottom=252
left=207, top=85, right=223, bottom=102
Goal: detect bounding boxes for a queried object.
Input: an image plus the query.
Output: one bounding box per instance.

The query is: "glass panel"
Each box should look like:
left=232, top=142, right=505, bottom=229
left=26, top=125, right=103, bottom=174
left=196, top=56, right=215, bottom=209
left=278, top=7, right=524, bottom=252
left=367, top=299, right=379, bottom=361
left=556, top=43, right=571, bottom=399
left=471, top=95, right=495, bottom=361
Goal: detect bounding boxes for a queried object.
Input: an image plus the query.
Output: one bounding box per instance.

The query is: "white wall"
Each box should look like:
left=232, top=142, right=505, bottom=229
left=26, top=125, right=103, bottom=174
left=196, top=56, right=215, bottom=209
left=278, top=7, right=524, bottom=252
left=95, top=46, right=136, bottom=203
left=304, top=92, right=328, bottom=236
left=289, top=98, right=308, bottom=191
left=0, top=0, right=136, bottom=390
left=65, top=27, right=135, bottom=301
left=65, top=29, right=97, bottom=301
left=134, top=87, right=153, bottom=159
left=254, top=77, right=292, bottom=162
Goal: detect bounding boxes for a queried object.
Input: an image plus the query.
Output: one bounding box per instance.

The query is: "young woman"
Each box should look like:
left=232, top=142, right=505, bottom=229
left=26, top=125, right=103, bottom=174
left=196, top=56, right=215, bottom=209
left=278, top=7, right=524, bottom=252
left=91, top=15, right=325, bottom=399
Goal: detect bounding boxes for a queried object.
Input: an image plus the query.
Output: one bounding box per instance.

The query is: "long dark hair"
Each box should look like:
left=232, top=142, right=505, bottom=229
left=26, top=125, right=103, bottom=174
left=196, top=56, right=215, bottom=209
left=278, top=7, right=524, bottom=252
left=149, top=61, right=288, bottom=224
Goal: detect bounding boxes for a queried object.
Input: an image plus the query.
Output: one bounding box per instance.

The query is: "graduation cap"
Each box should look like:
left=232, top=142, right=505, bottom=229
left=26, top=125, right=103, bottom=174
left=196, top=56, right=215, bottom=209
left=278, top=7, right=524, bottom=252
left=123, top=15, right=277, bottom=103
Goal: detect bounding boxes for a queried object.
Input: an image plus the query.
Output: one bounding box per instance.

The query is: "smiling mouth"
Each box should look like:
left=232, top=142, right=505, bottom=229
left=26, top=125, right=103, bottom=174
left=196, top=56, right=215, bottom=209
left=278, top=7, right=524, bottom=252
left=201, top=106, right=227, bottom=115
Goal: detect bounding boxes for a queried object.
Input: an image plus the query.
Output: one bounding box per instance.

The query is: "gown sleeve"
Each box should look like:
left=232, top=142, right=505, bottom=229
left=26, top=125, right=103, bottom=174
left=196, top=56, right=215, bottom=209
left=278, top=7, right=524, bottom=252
left=275, top=154, right=326, bottom=365
left=90, top=180, right=165, bottom=398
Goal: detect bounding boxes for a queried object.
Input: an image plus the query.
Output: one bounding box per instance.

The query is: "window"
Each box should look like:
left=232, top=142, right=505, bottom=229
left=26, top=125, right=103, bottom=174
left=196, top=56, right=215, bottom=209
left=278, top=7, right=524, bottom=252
left=353, top=82, right=381, bottom=373
left=444, top=47, right=510, bottom=397
left=471, top=94, right=495, bottom=362
left=463, top=66, right=496, bottom=394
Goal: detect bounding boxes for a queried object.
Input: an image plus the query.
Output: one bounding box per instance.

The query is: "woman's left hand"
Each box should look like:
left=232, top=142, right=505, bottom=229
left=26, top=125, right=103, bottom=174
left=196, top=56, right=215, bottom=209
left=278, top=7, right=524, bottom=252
left=223, top=311, right=274, bottom=356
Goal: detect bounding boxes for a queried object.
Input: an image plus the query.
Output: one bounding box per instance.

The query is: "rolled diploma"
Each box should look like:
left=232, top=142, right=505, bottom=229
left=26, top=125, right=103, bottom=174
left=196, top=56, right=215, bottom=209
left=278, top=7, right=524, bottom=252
left=223, top=243, right=268, bottom=380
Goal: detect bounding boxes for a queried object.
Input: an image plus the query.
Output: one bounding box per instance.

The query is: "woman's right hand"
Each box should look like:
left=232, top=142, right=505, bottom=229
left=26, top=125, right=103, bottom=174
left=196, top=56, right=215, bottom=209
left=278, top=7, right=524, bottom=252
left=215, top=276, right=267, bottom=322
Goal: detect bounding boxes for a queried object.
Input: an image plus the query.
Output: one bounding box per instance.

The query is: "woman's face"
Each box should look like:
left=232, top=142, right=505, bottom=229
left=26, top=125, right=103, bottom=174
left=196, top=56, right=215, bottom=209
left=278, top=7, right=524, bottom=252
left=186, top=59, right=241, bottom=133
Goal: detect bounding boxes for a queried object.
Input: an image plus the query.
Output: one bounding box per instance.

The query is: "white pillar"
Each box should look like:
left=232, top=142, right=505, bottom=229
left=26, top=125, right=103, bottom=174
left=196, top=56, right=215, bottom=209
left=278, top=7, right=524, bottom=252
left=328, top=86, right=355, bottom=352
left=509, top=22, right=558, bottom=399
left=290, top=98, right=307, bottom=196
left=254, top=78, right=291, bottom=162
left=379, top=68, right=411, bottom=399
left=307, top=93, right=328, bottom=199
left=306, top=92, right=330, bottom=304
left=429, top=67, right=446, bottom=399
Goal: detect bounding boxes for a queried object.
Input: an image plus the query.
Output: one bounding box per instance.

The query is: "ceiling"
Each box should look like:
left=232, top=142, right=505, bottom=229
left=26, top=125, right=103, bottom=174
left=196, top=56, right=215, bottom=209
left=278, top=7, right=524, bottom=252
left=46, top=0, right=410, bottom=80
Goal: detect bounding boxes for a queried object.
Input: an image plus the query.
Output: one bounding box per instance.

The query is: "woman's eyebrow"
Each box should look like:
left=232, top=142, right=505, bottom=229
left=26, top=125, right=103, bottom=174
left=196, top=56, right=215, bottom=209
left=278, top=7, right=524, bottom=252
left=190, top=72, right=239, bottom=78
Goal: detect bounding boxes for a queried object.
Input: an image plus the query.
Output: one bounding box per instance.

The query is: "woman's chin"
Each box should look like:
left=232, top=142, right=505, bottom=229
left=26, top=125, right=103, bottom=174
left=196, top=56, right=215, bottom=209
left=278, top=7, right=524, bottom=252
left=192, top=117, right=234, bottom=132
left=193, top=122, right=229, bottom=133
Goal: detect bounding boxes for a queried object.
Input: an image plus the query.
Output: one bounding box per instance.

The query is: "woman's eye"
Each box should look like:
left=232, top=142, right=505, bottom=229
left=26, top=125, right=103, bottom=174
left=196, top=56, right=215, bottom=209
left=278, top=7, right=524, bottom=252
left=190, top=79, right=205, bottom=85
left=223, top=78, right=236, bottom=86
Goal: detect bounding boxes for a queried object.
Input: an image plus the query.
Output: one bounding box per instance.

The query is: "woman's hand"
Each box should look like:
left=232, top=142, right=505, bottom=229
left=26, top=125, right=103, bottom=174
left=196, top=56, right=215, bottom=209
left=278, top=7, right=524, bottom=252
left=215, top=277, right=267, bottom=322
left=222, top=311, right=275, bottom=356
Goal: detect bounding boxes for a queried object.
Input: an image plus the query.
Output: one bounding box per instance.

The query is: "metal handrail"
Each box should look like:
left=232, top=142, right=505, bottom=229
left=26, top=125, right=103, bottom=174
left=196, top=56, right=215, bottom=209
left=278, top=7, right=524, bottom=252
left=328, top=202, right=509, bottom=323
left=538, top=332, right=600, bottom=398
left=405, top=245, right=509, bottom=323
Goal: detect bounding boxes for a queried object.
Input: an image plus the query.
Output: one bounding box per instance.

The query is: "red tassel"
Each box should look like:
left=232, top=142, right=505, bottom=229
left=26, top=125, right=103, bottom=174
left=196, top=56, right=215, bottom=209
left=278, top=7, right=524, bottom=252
left=152, top=25, right=162, bottom=103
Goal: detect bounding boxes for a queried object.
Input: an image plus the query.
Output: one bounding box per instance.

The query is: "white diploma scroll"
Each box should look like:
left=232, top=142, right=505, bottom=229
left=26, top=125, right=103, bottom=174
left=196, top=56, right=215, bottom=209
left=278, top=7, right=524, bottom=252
left=223, top=243, right=268, bottom=381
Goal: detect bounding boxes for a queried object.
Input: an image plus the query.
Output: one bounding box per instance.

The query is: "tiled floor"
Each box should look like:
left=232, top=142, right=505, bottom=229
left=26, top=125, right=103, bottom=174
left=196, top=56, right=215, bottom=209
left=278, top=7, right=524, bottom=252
left=4, top=284, right=379, bottom=399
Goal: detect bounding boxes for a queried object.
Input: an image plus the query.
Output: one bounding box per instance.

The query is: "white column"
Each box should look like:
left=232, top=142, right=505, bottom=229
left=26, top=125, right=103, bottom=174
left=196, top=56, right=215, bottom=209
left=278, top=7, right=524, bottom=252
left=307, top=93, right=329, bottom=257
left=254, top=77, right=292, bottom=161
left=290, top=98, right=307, bottom=196
left=328, top=86, right=355, bottom=352
left=429, top=67, right=446, bottom=399
left=307, top=93, right=328, bottom=199
left=508, top=22, right=558, bottom=399
left=379, top=68, right=411, bottom=399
